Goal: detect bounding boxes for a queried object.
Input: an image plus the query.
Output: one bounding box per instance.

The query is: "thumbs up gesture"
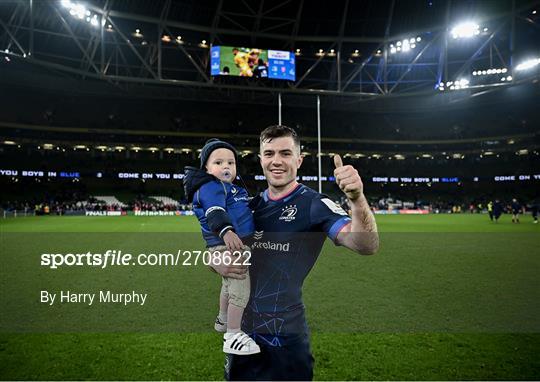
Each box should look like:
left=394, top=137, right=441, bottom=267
left=333, top=154, right=363, bottom=201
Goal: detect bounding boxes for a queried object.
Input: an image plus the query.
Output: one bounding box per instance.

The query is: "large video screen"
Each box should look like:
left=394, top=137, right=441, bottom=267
left=210, top=46, right=295, bottom=81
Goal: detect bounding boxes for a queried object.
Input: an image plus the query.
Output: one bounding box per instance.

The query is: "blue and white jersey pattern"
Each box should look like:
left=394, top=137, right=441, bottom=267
left=244, top=184, right=351, bottom=346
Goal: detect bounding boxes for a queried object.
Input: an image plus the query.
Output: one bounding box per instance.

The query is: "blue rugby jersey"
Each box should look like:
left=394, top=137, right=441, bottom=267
left=244, top=183, right=351, bottom=347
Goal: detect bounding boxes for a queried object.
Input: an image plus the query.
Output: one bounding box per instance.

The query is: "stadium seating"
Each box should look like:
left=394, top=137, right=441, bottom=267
left=149, top=196, right=180, bottom=206
left=93, top=196, right=127, bottom=207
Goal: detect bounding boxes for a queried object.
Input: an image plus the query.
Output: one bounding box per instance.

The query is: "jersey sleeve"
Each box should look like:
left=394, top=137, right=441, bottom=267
left=310, top=196, right=352, bottom=243
left=197, top=181, right=234, bottom=237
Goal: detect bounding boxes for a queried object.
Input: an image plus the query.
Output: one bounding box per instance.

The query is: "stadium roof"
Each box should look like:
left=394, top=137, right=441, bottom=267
left=0, top=0, right=539, bottom=108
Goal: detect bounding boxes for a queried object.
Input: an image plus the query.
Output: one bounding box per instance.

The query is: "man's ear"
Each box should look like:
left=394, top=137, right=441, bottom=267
left=297, top=153, right=304, bottom=169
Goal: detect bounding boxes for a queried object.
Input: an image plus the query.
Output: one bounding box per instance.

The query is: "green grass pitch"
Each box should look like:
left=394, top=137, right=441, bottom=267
left=0, top=214, right=539, bottom=380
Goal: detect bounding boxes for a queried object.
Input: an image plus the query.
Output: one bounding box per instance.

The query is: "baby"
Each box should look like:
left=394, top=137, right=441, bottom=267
left=183, top=138, right=260, bottom=355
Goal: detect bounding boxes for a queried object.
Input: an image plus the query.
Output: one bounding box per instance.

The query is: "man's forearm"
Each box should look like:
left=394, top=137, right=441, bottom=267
left=350, top=194, right=378, bottom=233
left=344, top=194, right=379, bottom=255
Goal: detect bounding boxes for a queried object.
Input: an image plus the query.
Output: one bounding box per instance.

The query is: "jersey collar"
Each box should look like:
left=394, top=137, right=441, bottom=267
left=264, top=183, right=303, bottom=203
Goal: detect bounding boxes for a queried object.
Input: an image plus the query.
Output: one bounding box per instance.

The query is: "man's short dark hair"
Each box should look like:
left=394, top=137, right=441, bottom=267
left=260, top=125, right=300, bottom=152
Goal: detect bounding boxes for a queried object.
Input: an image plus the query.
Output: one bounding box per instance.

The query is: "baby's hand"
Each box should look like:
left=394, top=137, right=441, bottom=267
left=223, top=230, right=244, bottom=252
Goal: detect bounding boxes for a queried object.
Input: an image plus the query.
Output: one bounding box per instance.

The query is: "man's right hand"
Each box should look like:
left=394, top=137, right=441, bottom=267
left=209, top=250, right=248, bottom=279
left=222, top=230, right=245, bottom=251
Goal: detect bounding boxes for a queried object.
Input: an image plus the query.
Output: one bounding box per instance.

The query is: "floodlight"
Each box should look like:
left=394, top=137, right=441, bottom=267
left=515, top=58, right=540, bottom=71
left=387, top=37, right=418, bottom=55
left=451, top=22, right=480, bottom=39
left=73, top=4, right=86, bottom=19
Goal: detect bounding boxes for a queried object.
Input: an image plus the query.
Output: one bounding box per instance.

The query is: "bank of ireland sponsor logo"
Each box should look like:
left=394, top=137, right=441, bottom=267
left=252, top=240, right=290, bottom=252
left=252, top=230, right=290, bottom=252
left=279, top=204, right=297, bottom=222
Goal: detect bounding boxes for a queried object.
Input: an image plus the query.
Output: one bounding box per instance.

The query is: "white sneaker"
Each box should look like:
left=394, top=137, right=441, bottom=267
left=214, top=316, right=227, bottom=333
left=223, top=331, right=261, bottom=355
